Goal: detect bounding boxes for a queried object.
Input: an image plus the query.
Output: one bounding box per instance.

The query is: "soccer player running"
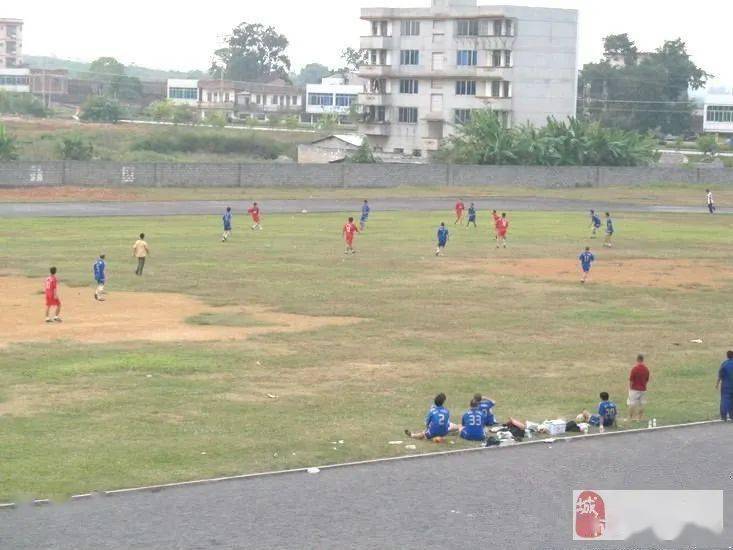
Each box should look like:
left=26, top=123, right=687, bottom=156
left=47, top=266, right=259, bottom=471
left=44, top=267, right=62, bottom=323
left=248, top=202, right=262, bottom=231
left=589, top=210, right=602, bottom=238
left=435, top=222, right=449, bottom=256
left=222, top=207, right=233, bottom=242
left=360, top=200, right=370, bottom=231
left=579, top=246, right=595, bottom=284
left=496, top=212, right=509, bottom=248
left=405, top=393, right=459, bottom=441
left=603, top=212, right=614, bottom=248
left=455, top=199, right=466, bottom=225
left=467, top=202, right=477, bottom=228
left=343, top=216, right=359, bottom=254
left=492, top=210, right=500, bottom=244
left=93, top=254, right=107, bottom=301
left=706, top=189, right=716, bottom=214
left=460, top=398, right=487, bottom=441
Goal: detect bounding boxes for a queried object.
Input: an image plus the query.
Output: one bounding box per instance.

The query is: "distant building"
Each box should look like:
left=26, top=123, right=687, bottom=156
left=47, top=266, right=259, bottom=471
left=29, top=69, right=69, bottom=105
left=0, top=18, right=23, bottom=68
left=234, top=81, right=304, bottom=122
left=0, top=67, right=29, bottom=93
left=304, top=73, right=366, bottom=124
left=357, top=0, right=578, bottom=158
left=703, top=95, right=733, bottom=135
left=167, top=79, right=200, bottom=105
left=298, top=134, right=365, bottom=163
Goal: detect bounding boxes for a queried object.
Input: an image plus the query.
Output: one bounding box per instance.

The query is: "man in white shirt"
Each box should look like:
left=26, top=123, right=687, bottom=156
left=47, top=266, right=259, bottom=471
left=133, top=233, right=150, bottom=276
left=706, top=189, right=715, bottom=214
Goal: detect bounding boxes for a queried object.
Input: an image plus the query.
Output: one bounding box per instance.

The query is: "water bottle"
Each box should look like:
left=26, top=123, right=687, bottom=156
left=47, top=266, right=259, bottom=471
left=652, top=418, right=657, bottom=428
left=599, top=424, right=605, bottom=434
left=524, top=428, right=532, bottom=440
left=648, top=420, right=653, bottom=429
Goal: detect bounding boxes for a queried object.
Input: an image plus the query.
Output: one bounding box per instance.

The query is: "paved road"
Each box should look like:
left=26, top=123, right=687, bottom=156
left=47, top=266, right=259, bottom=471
left=1, top=423, right=730, bottom=549
left=0, top=197, right=727, bottom=218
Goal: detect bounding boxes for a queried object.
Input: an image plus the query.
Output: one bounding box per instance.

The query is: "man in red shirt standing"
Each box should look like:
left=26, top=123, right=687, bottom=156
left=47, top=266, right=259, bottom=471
left=343, top=216, right=359, bottom=255
left=45, top=266, right=62, bottom=323
left=248, top=202, right=262, bottom=231
left=454, top=200, right=465, bottom=226
left=628, top=354, right=650, bottom=421
left=496, top=212, right=509, bottom=249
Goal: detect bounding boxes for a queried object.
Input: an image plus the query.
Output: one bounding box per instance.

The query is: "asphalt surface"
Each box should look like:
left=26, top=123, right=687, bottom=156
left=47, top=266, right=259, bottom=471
left=0, top=197, right=727, bottom=218
left=1, top=422, right=731, bottom=549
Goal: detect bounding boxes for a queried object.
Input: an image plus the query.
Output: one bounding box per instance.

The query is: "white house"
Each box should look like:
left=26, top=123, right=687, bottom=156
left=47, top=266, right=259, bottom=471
left=166, top=79, right=200, bottom=105
left=703, top=95, right=733, bottom=135
left=305, top=73, right=366, bottom=124
left=0, top=67, right=30, bottom=93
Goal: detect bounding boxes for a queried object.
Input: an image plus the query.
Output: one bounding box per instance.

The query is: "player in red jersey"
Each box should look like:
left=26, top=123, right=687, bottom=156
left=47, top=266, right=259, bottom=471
left=454, top=200, right=466, bottom=225
left=492, top=210, right=501, bottom=244
left=343, top=216, right=359, bottom=254
left=496, top=212, right=509, bottom=248
left=248, top=202, right=262, bottom=231
left=44, top=266, right=62, bottom=323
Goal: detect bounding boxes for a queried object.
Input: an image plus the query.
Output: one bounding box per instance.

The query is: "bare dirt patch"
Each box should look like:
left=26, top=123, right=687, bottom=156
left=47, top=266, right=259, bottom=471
left=0, top=384, right=109, bottom=417
left=0, top=276, right=360, bottom=349
left=447, top=258, right=731, bottom=289
left=0, top=186, right=142, bottom=202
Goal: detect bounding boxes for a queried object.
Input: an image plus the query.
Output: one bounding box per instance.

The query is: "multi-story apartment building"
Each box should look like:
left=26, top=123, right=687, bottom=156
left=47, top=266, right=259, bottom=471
left=0, top=18, right=23, bottom=68
left=357, top=0, right=578, bottom=157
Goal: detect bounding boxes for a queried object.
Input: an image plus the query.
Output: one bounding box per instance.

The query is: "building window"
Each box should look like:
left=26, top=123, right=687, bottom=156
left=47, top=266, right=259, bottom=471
left=369, top=49, right=387, bottom=65
left=400, top=20, right=420, bottom=36
left=335, top=94, right=357, bottom=107
left=398, top=107, right=419, bottom=124
left=168, top=87, right=198, bottom=100
left=370, top=78, right=387, bottom=93
left=454, top=109, right=472, bottom=125
left=455, top=80, right=476, bottom=95
left=364, top=105, right=386, bottom=123
left=399, top=79, right=419, bottom=94
left=394, top=148, right=405, bottom=154
left=491, top=81, right=501, bottom=97
left=292, top=95, right=298, bottom=105
left=400, top=50, right=420, bottom=65
left=456, top=20, right=479, bottom=36
left=502, top=81, right=512, bottom=98
left=372, top=20, right=389, bottom=36
left=707, top=105, right=733, bottom=123
left=492, top=50, right=502, bottom=68
left=309, top=93, right=334, bottom=106
left=493, top=20, right=503, bottom=36
left=505, top=20, right=514, bottom=36
left=456, top=50, right=478, bottom=66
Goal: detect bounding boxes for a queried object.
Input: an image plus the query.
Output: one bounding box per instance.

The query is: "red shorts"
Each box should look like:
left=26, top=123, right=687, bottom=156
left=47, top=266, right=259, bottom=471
left=498, top=231, right=507, bottom=238
left=345, top=237, right=354, bottom=246
left=46, top=295, right=60, bottom=307
left=252, top=216, right=260, bottom=223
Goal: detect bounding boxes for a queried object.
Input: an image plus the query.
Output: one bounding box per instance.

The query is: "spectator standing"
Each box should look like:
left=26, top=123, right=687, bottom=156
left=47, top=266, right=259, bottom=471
left=716, top=351, right=733, bottom=422
left=628, top=354, right=650, bottom=421
left=133, top=233, right=150, bottom=276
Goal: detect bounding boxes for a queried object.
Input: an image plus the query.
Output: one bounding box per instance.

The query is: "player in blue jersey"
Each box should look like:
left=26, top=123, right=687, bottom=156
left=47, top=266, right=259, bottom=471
left=589, top=210, right=602, bottom=238
left=716, top=351, right=733, bottom=421
left=467, top=203, right=477, bottom=228
left=598, top=392, right=618, bottom=428
left=405, top=393, right=459, bottom=440
left=474, top=393, right=497, bottom=426
left=222, top=207, right=233, bottom=242
left=360, top=200, right=370, bottom=231
left=579, top=246, right=595, bottom=284
left=93, top=254, right=106, bottom=301
left=604, top=212, right=614, bottom=248
left=435, top=222, right=449, bottom=256
left=460, top=398, right=487, bottom=441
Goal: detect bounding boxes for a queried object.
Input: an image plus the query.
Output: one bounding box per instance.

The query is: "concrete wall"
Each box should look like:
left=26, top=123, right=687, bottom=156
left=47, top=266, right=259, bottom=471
left=2, top=161, right=733, bottom=188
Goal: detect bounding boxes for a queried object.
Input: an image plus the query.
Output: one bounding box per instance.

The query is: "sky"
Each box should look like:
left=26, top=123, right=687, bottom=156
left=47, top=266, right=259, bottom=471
left=4, top=0, right=732, bottom=90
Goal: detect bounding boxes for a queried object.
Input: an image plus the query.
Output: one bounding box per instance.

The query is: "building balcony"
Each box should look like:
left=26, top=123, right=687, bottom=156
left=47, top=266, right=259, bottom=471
left=422, top=138, right=441, bottom=151
left=360, top=122, right=391, bottom=136
left=474, top=97, right=513, bottom=111
left=360, top=35, right=393, bottom=50
left=358, top=65, right=392, bottom=78
left=358, top=92, right=389, bottom=107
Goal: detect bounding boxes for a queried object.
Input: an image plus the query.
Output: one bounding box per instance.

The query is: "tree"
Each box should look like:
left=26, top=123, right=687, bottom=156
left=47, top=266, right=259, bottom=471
left=206, top=112, right=228, bottom=128
left=89, top=57, right=125, bottom=76
left=80, top=96, right=124, bottom=123
left=172, top=105, right=197, bottom=124
left=0, top=123, right=19, bottom=160
left=339, top=48, right=369, bottom=72
left=348, top=140, right=379, bottom=163
left=603, top=34, right=638, bottom=66
left=109, top=75, right=143, bottom=102
left=57, top=135, right=94, bottom=160
left=293, top=63, right=332, bottom=86
left=317, top=113, right=339, bottom=133
left=696, top=134, right=719, bottom=158
left=147, top=100, right=175, bottom=122
left=210, top=22, right=291, bottom=82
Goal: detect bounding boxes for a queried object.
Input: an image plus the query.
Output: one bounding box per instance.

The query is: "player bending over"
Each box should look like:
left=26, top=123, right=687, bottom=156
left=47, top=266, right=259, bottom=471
left=435, top=222, right=449, bottom=256
left=590, top=210, right=601, bottom=238
left=248, top=202, right=262, bottom=231
left=222, top=207, right=233, bottom=242
left=93, top=254, right=107, bottom=301
left=579, top=246, right=595, bottom=284
left=467, top=202, right=477, bottom=228
left=360, top=200, right=370, bottom=231
left=343, top=216, right=359, bottom=254
left=496, top=212, right=509, bottom=248
left=45, top=267, right=62, bottom=323
left=604, top=212, right=614, bottom=248
left=405, top=393, right=459, bottom=441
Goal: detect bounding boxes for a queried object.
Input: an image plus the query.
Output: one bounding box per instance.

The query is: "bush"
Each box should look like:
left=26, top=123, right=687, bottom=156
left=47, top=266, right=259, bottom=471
left=57, top=135, right=94, bottom=160
left=80, top=96, right=124, bottom=123
left=131, top=129, right=286, bottom=159
left=206, top=112, right=227, bottom=128
left=696, top=134, right=719, bottom=158
left=146, top=100, right=175, bottom=122
left=284, top=115, right=300, bottom=130
left=0, top=123, right=19, bottom=160
left=348, top=140, right=379, bottom=163
left=172, top=105, right=197, bottom=125
left=0, top=91, right=49, bottom=117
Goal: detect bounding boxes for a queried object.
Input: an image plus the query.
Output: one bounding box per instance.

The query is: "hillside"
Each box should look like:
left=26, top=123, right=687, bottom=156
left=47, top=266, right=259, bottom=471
left=24, top=55, right=206, bottom=82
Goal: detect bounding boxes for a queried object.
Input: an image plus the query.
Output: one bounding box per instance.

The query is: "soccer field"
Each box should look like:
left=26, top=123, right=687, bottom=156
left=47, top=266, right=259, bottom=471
left=0, top=209, right=731, bottom=501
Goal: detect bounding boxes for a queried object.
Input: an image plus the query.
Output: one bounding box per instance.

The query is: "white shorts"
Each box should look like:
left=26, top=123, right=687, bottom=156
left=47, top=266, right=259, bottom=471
left=628, top=390, right=647, bottom=407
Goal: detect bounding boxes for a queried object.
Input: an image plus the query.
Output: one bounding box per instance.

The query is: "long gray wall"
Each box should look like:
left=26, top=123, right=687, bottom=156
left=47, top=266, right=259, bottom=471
left=1, top=161, right=732, bottom=188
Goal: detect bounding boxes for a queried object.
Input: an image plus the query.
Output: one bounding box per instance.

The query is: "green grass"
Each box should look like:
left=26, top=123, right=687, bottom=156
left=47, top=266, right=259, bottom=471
left=0, top=210, right=732, bottom=501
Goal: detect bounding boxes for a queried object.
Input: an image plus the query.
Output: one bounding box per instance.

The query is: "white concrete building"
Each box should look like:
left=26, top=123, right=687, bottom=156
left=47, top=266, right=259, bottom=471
left=166, top=79, right=200, bottom=105
left=703, top=95, right=733, bottom=136
left=0, top=67, right=30, bottom=93
left=305, top=73, right=366, bottom=124
left=0, top=18, right=23, bottom=68
left=357, top=0, right=578, bottom=157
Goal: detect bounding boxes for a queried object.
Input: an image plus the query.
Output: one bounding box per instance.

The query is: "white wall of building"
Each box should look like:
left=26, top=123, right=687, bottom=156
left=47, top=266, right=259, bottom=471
left=0, top=19, right=23, bottom=69
left=704, top=95, right=733, bottom=135
left=306, top=77, right=365, bottom=116
left=0, top=67, right=30, bottom=93
left=167, top=79, right=199, bottom=105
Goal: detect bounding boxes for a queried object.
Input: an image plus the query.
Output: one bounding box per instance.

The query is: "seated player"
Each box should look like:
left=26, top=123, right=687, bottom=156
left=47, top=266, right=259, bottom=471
left=475, top=393, right=498, bottom=426
left=405, top=393, right=459, bottom=440
left=598, top=392, right=618, bottom=428
left=460, top=399, right=487, bottom=441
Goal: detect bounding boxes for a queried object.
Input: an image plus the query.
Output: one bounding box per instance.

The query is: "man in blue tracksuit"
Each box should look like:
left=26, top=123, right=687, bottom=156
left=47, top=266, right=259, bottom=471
left=360, top=200, right=370, bottom=231
left=435, top=223, right=449, bottom=256
left=716, top=351, right=733, bottom=421
left=222, top=207, right=233, bottom=242
left=93, top=254, right=106, bottom=301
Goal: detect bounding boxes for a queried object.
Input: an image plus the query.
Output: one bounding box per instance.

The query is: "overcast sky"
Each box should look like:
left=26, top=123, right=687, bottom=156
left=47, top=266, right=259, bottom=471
left=5, top=0, right=731, bottom=88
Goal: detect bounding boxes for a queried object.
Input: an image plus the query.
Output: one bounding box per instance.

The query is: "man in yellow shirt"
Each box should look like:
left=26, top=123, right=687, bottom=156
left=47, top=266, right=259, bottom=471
left=133, top=233, right=150, bottom=276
